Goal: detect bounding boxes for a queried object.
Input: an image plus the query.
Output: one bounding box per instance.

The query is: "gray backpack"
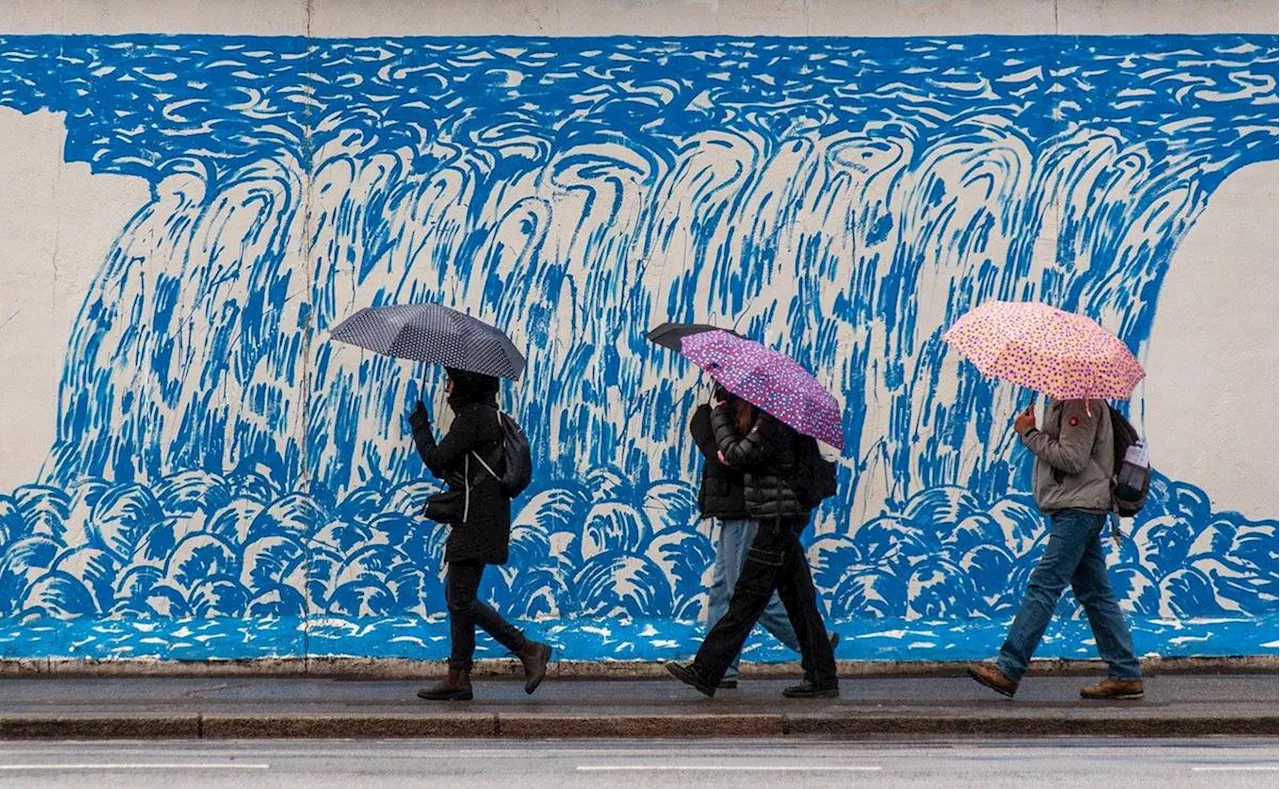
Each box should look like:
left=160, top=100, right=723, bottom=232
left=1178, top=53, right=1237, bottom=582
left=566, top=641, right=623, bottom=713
left=1107, top=406, right=1150, bottom=518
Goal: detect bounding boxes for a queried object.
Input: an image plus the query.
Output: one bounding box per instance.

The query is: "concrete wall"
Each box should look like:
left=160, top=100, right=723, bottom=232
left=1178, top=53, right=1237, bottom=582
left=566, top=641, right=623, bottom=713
left=0, top=0, right=1275, bottom=664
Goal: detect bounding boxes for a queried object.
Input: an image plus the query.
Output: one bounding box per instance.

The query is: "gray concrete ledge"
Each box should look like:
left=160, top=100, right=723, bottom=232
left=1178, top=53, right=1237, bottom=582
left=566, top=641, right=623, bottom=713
left=1, top=654, right=1274, bottom=678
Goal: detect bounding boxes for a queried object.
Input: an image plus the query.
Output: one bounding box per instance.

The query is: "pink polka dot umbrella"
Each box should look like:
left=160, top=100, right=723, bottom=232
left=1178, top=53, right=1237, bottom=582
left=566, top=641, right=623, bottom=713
left=942, top=300, right=1145, bottom=400
left=679, top=330, right=844, bottom=451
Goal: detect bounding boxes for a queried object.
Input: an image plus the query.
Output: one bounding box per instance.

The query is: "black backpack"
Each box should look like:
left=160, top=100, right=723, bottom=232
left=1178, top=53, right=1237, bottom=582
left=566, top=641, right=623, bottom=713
left=471, top=411, right=533, bottom=499
left=791, top=433, right=838, bottom=510
left=1107, top=405, right=1150, bottom=518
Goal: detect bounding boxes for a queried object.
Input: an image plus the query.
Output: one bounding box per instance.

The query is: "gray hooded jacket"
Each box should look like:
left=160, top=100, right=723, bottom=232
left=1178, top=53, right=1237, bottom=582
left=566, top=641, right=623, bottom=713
left=1021, top=399, right=1115, bottom=514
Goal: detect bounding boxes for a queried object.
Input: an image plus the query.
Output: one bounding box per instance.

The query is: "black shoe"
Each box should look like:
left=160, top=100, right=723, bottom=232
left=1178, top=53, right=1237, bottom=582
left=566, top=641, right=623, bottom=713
left=783, top=681, right=839, bottom=699
left=666, top=661, right=716, bottom=698
left=717, top=679, right=739, bottom=689
left=417, top=668, right=473, bottom=701
left=516, top=640, right=553, bottom=695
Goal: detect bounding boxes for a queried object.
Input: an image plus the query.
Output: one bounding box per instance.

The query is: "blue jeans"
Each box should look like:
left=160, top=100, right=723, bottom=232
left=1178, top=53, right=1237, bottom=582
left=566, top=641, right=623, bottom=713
left=997, top=509, right=1142, bottom=682
left=707, top=518, right=801, bottom=680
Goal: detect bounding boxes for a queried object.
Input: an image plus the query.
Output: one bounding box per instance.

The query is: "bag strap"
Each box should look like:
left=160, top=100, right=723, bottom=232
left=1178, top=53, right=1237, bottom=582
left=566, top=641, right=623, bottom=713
left=471, top=450, right=500, bottom=481
left=469, top=409, right=505, bottom=482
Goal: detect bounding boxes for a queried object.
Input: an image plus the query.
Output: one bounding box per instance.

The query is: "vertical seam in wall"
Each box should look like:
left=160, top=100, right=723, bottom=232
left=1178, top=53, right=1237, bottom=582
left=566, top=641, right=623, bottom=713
left=300, top=0, right=316, bottom=675
left=50, top=38, right=64, bottom=331
left=1056, top=0, right=1064, bottom=324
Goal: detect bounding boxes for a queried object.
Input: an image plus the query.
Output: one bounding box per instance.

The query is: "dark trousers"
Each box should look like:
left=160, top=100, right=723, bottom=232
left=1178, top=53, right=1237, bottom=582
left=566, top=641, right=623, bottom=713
left=446, top=561, right=526, bottom=671
left=692, top=519, right=838, bottom=688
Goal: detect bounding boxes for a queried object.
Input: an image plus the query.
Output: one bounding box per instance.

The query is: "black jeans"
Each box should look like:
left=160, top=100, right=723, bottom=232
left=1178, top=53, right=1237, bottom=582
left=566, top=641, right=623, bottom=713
left=692, top=518, right=838, bottom=688
left=446, top=561, right=526, bottom=671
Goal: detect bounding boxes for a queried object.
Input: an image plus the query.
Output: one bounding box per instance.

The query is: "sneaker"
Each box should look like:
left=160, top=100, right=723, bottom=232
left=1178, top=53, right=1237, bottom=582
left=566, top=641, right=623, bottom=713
left=1080, top=678, right=1144, bottom=700
left=782, top=681, right=839, bottom=699
left=666, top=661, right=716, bottom=698
left=967, top=663, right=1018, bottom=698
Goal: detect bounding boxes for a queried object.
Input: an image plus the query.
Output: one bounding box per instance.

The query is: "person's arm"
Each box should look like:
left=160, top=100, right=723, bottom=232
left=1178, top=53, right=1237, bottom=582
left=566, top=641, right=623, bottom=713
left=410, top=402, right=482, bottom=476
left=1020, top=400, right=1100, bottom=475
left=689, top=404, right=719, bottom=461
left=711, top=406, right=769, bottom=467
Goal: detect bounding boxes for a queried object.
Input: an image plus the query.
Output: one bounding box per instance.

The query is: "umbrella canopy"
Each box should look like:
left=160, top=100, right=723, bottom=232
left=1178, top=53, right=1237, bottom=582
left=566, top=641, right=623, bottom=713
left=679, top=330, right=844, bottom=450
left=942, top=300, right=1144, bottom=400
left=329, top=303, right=526, bottom=380
left=646, top=322, right=743, bottom=351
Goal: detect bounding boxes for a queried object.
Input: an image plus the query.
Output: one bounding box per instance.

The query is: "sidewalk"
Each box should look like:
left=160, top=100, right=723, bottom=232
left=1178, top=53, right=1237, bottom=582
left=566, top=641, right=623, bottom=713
left=0, top=673, right=1274, bottom=739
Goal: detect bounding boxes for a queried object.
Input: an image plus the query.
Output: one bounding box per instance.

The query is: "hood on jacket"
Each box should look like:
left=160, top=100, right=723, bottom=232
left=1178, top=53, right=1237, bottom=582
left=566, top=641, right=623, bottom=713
left=446, top=367, right=500, bottom=412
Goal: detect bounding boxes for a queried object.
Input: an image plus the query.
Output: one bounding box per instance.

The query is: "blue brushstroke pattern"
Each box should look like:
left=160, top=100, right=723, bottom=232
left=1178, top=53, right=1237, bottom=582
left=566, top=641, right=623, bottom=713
left=0, top=34, right=1275, bottom=660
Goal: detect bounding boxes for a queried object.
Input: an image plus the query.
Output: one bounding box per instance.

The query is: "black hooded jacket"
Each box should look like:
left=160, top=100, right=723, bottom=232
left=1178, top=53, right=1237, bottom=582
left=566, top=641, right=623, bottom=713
left=690, top=404, right=748, bottom=520
left=410, top=368, right=510, bottom=565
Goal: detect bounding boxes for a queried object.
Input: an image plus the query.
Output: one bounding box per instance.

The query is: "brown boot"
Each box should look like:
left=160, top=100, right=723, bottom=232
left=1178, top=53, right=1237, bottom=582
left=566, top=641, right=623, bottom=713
left=417, top=667, right=473, bottom=701
left=1081, top=678, right=1144, bottom=700
left=517, top=640, right=553, bottom=695
left=967, top=663, right=1018, bottom=698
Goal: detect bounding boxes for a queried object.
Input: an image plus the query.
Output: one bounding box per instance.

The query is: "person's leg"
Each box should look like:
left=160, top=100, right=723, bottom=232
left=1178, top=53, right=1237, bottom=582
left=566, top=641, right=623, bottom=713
left=743, top=519, right=802, bottom=655
left=994, top=510, right=1094, bottom=683
left=690, top=521, right=788, bottom=685
left=420, top=561, right=482, bottom=700
left=1072, top=516, right=1142, bottom=681
left=445, top=561, right=484, bottom=671
left=464, top=564, right=528, bottom=654
left=707, top=519, right=738, bottom=681
left=774, top=523, right=837, bottom=690
left=461, top=564, right=552, bottom=695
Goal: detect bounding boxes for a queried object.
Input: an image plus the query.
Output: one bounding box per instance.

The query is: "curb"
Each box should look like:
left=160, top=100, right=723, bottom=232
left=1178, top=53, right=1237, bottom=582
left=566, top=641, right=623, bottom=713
left=0, top=712, right=1275, bottom=740
left=3, top=655, right=1275, bottom=679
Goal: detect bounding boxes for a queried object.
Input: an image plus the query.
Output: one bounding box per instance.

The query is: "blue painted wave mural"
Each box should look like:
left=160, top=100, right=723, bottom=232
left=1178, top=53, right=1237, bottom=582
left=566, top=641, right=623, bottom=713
left=0, top=34, right=1276, bottom=661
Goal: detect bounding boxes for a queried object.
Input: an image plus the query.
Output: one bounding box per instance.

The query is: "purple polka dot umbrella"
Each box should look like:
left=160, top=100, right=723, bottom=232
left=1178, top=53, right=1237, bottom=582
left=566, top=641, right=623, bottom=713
left=942, top=300, right=1144, bottom=400
left=679, top=330, right=844, bottom=451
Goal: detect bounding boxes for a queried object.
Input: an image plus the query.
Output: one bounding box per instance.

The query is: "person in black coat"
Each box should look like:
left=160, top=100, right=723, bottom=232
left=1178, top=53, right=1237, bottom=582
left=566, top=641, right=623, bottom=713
left=693, top=386, right=803, bottom=689
left=409, top=367, right=551, bottom=701
left=668, top=395, right=839, bottom=699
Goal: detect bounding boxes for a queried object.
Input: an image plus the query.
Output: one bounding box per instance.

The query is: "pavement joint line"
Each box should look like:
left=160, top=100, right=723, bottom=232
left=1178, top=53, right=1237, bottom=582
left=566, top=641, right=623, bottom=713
left=0, top=763, right=271, bottom=770
left=1190, top=766, right=1280, bottom=772
left=575, top=765, right=883, bottom=772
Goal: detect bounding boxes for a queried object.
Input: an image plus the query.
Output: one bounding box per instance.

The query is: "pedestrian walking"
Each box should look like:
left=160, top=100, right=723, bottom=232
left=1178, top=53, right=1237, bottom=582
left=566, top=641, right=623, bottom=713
left=329, top=302, right=549, bottom=701
left=650, top=329, right=842, bottom=699
left=668, top=396, right=840, bottom=697
left=966, top=399, right=1144, bottom=699
left=692, top=385, right=814, bottom=689
left=942, top=300, right=1147, bottom=700
left=410, top=368, right=552, bottom=701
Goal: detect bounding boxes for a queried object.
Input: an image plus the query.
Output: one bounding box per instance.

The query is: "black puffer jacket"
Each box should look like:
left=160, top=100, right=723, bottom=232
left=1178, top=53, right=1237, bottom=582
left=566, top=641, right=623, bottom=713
left=410, top=397, right=510, bottom=566
left=710, top=406, right=808, bottom=522
left=690, top=404, right=748, bottom=520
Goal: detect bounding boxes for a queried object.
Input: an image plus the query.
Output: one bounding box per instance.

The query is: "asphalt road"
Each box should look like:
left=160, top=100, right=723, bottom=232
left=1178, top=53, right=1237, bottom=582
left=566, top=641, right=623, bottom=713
left=0, top=738, right=1275, bottom=788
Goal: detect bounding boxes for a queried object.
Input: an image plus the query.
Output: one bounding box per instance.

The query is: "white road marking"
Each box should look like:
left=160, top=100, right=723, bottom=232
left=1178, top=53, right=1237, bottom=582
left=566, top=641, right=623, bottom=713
left=0, top=763, right=270, bottom=771
left=576, top=765, right=882, bottom=772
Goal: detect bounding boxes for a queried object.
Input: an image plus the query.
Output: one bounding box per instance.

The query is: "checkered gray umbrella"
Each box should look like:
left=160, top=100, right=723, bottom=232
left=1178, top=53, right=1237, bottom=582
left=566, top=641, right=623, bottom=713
left=329, top=303, right=526, bottom=380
